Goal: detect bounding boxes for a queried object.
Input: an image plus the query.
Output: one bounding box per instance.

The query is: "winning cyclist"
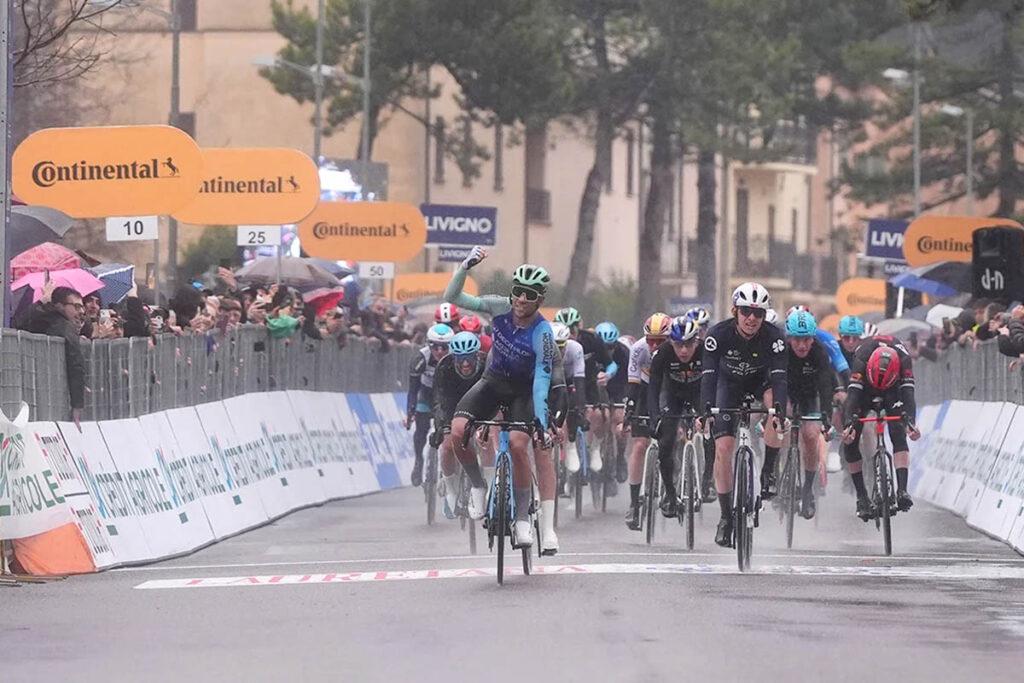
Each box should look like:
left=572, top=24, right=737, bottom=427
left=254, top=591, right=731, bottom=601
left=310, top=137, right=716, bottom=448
left=596, top=321, right=631, bottom=489
left=554, top=307, right=618, bottom=473
left=841, top=337, right=921, bottom=521
left=623, top=312, right=672, bottom=529
left=432, top=331, right=487, bottom=518
left=783, top=310, right=837, bottom=520
left=701, top=282, right=788, bottom=547
left=406, top=323, right=454, bottom=486
left=648, top=317, right=704, bottom=518
left=444, top=247, right=557, bottom=548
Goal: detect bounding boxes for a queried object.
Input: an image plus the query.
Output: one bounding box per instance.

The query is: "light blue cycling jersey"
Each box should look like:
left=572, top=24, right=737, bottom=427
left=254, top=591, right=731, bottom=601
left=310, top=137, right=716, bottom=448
left=815, top=328, right=850, bottom=375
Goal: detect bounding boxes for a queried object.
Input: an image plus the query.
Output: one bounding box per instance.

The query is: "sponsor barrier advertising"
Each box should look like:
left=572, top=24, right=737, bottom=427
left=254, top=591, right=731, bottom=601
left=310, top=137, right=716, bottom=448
left=0, top=391, right=414, bottom=575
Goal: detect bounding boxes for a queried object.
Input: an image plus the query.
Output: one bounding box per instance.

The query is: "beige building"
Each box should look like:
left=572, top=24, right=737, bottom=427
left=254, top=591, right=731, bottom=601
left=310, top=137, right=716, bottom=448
left=53, top=0, right=835, bottom=317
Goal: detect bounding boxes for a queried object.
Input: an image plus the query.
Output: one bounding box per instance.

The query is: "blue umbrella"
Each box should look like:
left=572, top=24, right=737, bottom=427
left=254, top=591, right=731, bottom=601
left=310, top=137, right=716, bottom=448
left=89, top=263, right=135, bottom=306
left=889, top=260, right=970, bottom=297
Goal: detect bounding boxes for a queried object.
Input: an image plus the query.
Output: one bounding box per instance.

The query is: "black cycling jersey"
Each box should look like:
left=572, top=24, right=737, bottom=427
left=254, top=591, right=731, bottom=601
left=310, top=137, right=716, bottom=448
left=647, top=340, right=703, bottom=414
left=839, top=341, right=858, bottom=371
left=578, top=329, right=613, bottom=381
left=406, top=346, right=441, bottom=416
left=605, top=341, right=630, bottom=402
left=700, top=318, right=788, bottom=412
left=786, top=340, right=836, bottom=416
left=432, top=354, right=486, bottom=429
left=842, top=335, right=916, bottom=425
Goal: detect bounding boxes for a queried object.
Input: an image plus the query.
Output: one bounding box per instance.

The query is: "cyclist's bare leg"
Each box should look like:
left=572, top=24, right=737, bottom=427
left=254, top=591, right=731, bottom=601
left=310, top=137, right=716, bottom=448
left=799, top=421, right=819, bottom=473
left=440, top=438, right=458, bottom=477
left=714, top=435, right=736, bottom=495
left=509, top=430, right=534, bottom=521
left=534, top=446, right=556, bottom=501
left=450, top=416, right=486, bottom=488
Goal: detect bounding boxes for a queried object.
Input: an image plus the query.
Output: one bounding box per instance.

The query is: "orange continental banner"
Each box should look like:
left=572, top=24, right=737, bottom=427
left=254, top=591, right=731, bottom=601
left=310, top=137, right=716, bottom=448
left=173, top=148, right=319, bottom=225
left=12, top=125, right=203, bottom=218
left=903, top=215, right=1023, bottom=266
left=393, top=272, right=478, bottom=304
left=835, top=278, right=886, bottom=316
left=539, top=306, right=561, bottom=321
left=298, top=201, right=427, bottom=262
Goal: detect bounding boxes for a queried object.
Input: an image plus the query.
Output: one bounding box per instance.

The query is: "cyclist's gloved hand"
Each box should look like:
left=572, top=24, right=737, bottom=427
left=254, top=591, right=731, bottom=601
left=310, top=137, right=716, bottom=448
left=428, top=429, right=444, bottom=449
left=906, top=420, right=921, bottom=441
left=533, top=419, right=554, bottom=450
left=461, top=246, right=487, bottom=271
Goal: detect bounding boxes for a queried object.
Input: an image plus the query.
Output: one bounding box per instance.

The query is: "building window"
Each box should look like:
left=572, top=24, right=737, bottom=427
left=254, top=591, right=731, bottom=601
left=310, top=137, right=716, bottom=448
left=493, top=123, right=504, bottom=192
left=176, top=0, right=197, bottom=32
left=624, top=129, right=635, bottom=196
left=433, top=117, right=445, bottom=184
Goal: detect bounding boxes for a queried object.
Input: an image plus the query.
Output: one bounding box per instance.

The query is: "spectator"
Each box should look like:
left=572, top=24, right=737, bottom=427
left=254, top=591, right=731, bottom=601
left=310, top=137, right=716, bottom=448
left=17, top=285, right=86, bottom=428
left=997, top=305, right=1024, bottom=361
left=79, top=293, right=102, bottom=338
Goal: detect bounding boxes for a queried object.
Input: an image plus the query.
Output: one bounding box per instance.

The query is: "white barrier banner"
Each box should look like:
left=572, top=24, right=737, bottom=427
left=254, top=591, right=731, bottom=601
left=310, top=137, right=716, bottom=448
left=330, top=394, right=379, bottom=494
left=969, top=405, right=1022, bottom=541
left=287, top=391, right=357, bottom=499
left=31, top=421, right=117, bottom=568
left=181, top=404, right=269, bottom=538
left=0, top=404, right=73, bottom=540
left=255, top=392, right=327, bottom=507
left=58, top=421, right=153, bottom=564
left=100, top=418, right=214, bottom=558
left=950, top=402, right=1013, bottom=517
left=219, top=394, right=295, bottom=519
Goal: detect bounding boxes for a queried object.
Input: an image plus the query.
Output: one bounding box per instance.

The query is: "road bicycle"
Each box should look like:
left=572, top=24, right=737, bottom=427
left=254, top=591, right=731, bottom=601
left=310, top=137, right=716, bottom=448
left=776, top=413, right=826, bottom=549
left=423, top=438, right=438, bottom=526
left=855, top=400, right=907, bottom=557
left=466, top=418, right=539, bottom=585
left=659, top=411, right=704, bottom=551
left=708, top=400, right=779, bottom=572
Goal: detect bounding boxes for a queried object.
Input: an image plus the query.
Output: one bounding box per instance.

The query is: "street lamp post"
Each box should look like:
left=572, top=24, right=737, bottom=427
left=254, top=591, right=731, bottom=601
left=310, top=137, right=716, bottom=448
left=165, top=0, right=181, bottom=302
left=314, top=0, right=324, bottom=163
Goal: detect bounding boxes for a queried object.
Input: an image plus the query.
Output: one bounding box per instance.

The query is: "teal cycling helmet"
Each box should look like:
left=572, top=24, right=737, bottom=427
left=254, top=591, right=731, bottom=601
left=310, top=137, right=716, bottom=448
left=449, top=331, right=481, bottom=356
left=555, top=307, right=582, bottom=327
left=512, top=263, right=550, bottom=292
left=595, top=321, right=619, bottom=344
left=838, top=315, right=865, bottom=337
left=427, top=323, right=454, bottom=344
left=785, top=310, right=817, bottom=337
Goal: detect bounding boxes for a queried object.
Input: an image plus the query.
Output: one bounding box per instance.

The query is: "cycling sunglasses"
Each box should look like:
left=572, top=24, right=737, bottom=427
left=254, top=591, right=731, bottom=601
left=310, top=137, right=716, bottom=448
left=429, top=342, right=449, bottom=352
left=510, top=285, right=542, bottom=302
left=737, top=306, right=766, bottom=320
left=453, top=352, right=477, bottom=362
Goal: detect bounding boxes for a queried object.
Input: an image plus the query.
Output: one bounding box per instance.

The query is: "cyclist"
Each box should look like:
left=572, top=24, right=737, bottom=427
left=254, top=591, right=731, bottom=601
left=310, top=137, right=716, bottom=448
left=596, top=321, right=630, bottom=489
left=623, top=312, right=671, bottom=529
left=554, top=307, right=618, bottom=473
left=701, top=282, right=788, bottom=548
left=862, top=321, right=879, bottom=339
left=435, top=302, right=461, bottom=327
left=405, top=323, right=454, bottom=486
left=686, top=306, right=712, bottom=339
left=787, top=305, right=850, bottom=387
left=459, top=314, right=484, bottom=336
left=431, top=331, right=486, bottom=518
left=765, top=309, right=780, bottom=326
left=444, top=247, right=556, bottom=548
left=648, top=317, right=705, bottom=518
left=841, top=338, right=921, bottom=521
left=837, top=315, right=865, bottom=370
left=783, top=310, right=837, bottom=520
left=554, top=322, right=588, bottom=472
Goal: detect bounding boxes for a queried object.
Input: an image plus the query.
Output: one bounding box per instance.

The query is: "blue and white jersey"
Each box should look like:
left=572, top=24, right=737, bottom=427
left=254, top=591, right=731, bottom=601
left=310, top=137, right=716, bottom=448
left=485, top=312, right=556, bottom=428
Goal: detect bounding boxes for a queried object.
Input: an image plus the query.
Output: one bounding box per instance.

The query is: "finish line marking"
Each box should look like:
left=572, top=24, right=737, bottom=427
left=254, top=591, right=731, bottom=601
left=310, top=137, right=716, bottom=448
left=134, top=562, right=1024, bottom=589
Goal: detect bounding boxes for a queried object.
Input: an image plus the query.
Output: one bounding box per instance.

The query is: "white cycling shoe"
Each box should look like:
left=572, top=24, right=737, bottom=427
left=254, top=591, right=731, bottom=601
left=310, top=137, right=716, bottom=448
left=468, top=487, right=487, bottom=520
left=826, top=449, right=842, bottom=473
left=513, top=520, right=534, bottom=548
left=590, top=440, right=603, bottom=472
left=566, top=448, right=581, bottom=473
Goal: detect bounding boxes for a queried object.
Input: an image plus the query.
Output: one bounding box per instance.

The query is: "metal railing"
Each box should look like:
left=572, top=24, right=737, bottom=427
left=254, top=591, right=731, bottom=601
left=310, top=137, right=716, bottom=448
left=915, top=340, right=1024, bottom=406
left=0, top=326, right=412, bottom=422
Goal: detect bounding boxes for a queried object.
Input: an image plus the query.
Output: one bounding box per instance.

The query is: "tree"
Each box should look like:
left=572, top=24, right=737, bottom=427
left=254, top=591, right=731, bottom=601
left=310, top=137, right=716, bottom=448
left=12, top=0, right=130, bottom=88
left=178, top=227, right=237, bottom=283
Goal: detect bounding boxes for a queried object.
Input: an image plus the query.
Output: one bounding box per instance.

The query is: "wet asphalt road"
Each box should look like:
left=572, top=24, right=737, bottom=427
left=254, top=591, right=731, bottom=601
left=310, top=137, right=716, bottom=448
left=4, top=472, right=1024, bottom=683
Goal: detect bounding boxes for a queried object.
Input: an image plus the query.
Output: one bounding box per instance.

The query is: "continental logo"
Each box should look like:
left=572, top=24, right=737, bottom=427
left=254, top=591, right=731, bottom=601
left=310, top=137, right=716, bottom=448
left=199, top=175, right=303, bottom=194
left=396, top=288, right=443, bottom=301
left=916, top=236, right=971, bottom=254
left=31, top=157, right=179, bottom=187
left=311, top=221, right=412, bottom=239
left=846, top=294, right=884, bottom=305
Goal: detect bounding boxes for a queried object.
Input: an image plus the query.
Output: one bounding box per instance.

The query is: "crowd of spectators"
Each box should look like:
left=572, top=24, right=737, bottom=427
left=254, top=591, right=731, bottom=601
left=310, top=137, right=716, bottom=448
left=901, top=297, right=1024, bottom=367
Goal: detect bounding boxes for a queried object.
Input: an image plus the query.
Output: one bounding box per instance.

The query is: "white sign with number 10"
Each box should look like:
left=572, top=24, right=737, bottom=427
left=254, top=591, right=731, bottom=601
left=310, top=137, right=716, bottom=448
left=106, top=216, right=159, bottom=242
left=237, top=225, right=282, bottom=247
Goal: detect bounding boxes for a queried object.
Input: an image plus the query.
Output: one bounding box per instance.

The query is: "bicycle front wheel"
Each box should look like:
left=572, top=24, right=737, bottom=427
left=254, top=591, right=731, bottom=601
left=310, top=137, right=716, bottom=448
left=425, top=447, right=438, bottom=526
left=734, top=447, right=755, bottom=572
left=780, top=445, right=797, bottom=549
left=496, top=461, right=509, bottom=585
left=878, top=452, right=894, bottom=556
left=683, top=442, right=696, bottom=550
left=645, top=448, right=660, bottom=545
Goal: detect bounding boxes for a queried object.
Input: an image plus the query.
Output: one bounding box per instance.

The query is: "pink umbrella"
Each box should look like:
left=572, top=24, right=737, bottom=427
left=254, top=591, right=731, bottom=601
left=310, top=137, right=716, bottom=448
left=11, top=242, right=82, bottom=280
left=11, top=268, right=105, bottom=302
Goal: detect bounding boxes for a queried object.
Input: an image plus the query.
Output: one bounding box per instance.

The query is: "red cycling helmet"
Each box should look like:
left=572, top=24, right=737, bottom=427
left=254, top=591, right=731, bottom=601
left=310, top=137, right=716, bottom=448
left=479, top=333, right=493, bottom=353
left=459, top=314, right=483, bottom=334
left=435, top=303, right=460, bottom=324
left=866, top=346, right=901, bottom=391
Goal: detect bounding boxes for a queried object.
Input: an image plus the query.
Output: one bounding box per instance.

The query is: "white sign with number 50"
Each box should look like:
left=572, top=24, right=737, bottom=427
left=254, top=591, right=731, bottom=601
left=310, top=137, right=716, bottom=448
left=358, top=261, right=395, bottom=280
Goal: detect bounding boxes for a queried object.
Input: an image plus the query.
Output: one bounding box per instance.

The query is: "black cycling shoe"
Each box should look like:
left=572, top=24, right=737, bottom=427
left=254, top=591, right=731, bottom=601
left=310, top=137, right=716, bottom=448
left=411, top=456, right=424, bottom=487
left=897, top=490, right=914, bottom=512
left=659, top=495, right=679, bottom=518
left=616, top=453, right=628, bottom=483
left=605, top=476, right=618, bottom=498
left=800, top=488, right=816, bottom=520
left=760, top=469, right=778, bottom=501
left=625, top=503, right=642, bottom=531
left=715, top=516, right=733, bottom=548
left=856, top=496, right=875, bottom=522
left=701, top=472, right=718, bottom=503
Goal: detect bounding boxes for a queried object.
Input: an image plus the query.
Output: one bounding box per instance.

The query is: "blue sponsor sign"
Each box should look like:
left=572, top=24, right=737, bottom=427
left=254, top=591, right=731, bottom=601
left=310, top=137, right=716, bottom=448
left=865, top=219, right=909, bottom=261
left=422, top=203, right=497, bottom=246
left=437, top=245, right=473, bottom=262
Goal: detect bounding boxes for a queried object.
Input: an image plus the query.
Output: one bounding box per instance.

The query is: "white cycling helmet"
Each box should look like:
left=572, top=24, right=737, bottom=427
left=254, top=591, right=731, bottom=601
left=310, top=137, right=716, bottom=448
left=862, top=322, right=879, bottom=339
left=765, top=308, right=779, bottom=325
left=551, top=321, right=571, bottom=346
left=427, top=323, right=455, bottom=345
left=732, top=282, right=771, bottom=310
left=786, top=304, right=810, bottom=318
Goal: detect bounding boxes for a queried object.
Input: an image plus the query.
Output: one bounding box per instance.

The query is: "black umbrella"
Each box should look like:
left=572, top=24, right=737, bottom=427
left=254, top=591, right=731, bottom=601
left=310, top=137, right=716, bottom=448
left=235, top=257, right=341, bottom=291
left=10, top=205, right=75, bottom=255
left=303, top=257, right=355, bottom=279
left=891, top=260, right=971, bottom=296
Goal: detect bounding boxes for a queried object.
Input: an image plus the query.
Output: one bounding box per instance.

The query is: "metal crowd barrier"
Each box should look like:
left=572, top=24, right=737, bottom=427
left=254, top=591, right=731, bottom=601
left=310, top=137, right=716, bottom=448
left=914, top=340, right=1024, bottom=406
left=0, top=326, right=412, bottom=422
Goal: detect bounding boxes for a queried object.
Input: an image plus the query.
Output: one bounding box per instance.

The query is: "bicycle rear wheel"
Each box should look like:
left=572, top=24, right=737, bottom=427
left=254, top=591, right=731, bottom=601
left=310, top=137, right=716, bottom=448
left=496, top=460, right=509, bottom=585
left=425, top=447, right=438, bottom=526
left=780, top=444, right=797, bottom=549
left=645, top=447, right=659, bottom=545
left=879, top=451, right=894, bottom=556
left=683, top=442, right=696, bottom=550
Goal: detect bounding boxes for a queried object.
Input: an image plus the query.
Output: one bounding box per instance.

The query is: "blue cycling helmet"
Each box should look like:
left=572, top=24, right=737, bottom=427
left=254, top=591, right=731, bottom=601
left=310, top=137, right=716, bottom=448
left=838, top=315, right=865, bottom=337
left=785, top=310, right=817, bottom=337
left=595, top=321, right=619, bottom=344
left=670, top=318, right=700, bottom=342
left=449, top=331, right=481, bottom=356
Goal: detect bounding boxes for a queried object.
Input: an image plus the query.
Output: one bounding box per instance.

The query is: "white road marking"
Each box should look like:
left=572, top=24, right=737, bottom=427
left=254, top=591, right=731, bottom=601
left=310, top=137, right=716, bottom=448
left=114, top=549, right=1024, bottom=573
left=134, top=562, right=1024, bottom=590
